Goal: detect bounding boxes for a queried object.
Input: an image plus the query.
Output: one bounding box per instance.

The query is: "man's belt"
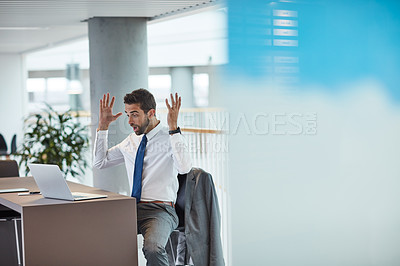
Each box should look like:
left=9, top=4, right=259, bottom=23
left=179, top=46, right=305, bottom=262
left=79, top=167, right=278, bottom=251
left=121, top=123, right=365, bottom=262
left=138, top=201, right=175, bottom=207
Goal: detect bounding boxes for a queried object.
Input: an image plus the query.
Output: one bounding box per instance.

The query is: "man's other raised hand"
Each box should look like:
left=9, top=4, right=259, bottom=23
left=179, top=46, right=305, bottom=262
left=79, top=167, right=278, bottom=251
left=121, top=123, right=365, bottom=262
left=165, top=92, right=181, bottom=131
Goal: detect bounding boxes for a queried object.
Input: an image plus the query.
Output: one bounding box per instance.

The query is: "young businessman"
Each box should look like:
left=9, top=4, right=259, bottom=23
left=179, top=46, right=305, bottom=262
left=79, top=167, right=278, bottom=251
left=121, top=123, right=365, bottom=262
left=93, top=89, right=192, bottom=266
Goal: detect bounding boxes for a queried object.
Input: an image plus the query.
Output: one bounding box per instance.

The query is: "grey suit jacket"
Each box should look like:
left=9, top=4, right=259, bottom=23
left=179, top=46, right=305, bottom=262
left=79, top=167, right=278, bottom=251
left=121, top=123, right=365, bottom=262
left=184, top=168, right=225, bottom=266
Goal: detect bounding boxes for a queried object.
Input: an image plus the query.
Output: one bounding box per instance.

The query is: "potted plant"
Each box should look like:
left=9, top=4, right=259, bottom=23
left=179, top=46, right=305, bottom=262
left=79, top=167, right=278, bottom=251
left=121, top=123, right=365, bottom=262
left=16, top=104, right=89, bottom=178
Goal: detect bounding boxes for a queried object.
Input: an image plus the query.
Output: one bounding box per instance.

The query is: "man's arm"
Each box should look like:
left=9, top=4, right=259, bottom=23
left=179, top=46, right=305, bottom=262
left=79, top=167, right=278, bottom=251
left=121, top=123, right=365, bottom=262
left=93, top=131, right=124, bottom=169
left=166, top=93, right=192, bottom=174
left=93, top=93, right=124, bottom=169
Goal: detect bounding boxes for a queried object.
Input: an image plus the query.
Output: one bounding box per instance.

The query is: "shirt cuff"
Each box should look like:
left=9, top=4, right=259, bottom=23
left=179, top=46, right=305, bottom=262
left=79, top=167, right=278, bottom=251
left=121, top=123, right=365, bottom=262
left=169, top=131, right=182, bottom=142
left=96, top=130, right=108, bottom=138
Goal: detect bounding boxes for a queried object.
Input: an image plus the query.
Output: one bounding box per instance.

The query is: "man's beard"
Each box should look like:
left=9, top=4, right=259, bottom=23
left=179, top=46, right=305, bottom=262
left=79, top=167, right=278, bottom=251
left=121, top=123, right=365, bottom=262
left=134, top=116, right=150, bottom=135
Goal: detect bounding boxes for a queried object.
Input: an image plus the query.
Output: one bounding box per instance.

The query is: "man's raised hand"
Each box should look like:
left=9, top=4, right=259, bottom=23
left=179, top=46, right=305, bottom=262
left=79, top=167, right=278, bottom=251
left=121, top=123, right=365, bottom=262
left=97, top=93, right=122, bottom=131
left=165, top=93, right=181, bottom=131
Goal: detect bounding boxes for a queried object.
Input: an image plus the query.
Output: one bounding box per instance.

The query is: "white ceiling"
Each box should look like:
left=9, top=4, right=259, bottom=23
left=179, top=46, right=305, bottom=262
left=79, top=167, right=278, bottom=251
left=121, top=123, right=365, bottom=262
left=0, top=0, right=219, bottom=54
left=26, top=8, right=228, bottom=70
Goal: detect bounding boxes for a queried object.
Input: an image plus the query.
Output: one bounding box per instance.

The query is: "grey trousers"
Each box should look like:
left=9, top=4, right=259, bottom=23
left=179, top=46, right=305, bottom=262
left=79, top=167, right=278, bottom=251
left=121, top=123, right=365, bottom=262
left=137, top=203, right=178, bottom=266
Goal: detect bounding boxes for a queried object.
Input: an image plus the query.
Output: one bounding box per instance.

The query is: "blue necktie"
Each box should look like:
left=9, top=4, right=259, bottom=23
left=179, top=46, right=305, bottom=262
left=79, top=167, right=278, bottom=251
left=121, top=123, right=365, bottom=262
left=131, top=135, right=147, bottom=201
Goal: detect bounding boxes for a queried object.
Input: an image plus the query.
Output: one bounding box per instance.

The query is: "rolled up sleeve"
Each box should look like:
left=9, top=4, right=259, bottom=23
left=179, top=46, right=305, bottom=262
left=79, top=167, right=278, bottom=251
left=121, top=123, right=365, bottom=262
left=170, top=133, right=192, bottom=174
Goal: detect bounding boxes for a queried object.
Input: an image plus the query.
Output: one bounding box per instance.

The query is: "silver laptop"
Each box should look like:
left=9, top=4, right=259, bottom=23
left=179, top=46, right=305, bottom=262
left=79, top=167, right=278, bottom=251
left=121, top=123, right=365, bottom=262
left=28, top=163, right=108, bottom=201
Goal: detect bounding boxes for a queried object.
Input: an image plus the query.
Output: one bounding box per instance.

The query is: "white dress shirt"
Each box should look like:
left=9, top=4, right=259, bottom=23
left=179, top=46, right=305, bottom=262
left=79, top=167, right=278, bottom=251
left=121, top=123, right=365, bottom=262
left=93, top=123, right=192, bottom=202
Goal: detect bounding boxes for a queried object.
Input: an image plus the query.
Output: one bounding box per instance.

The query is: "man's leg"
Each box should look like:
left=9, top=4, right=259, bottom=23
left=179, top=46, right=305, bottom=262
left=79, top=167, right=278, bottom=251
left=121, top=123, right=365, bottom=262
left=137, top=203, right=178, bottom=266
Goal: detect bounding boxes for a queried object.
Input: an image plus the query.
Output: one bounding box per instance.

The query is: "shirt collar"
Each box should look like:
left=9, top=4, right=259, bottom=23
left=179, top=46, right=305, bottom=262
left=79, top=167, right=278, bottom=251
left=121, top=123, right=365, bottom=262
left=145, top=121, right=162, bottom=141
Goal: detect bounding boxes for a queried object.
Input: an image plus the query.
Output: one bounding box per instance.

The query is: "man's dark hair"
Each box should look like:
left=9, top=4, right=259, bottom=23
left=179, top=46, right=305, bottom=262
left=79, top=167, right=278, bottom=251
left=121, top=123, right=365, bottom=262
left=124, top=88, right=156, bottom=114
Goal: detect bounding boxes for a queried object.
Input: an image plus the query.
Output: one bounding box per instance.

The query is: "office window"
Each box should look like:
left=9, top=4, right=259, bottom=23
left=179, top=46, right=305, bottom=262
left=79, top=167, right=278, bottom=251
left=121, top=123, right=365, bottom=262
left=148, top=75, right=171, bottom=106
left=47, top=78, right=69, bottom=106
left=27, top=78, right=46, bottom=103
left=27, top=77, right=70, bottom=113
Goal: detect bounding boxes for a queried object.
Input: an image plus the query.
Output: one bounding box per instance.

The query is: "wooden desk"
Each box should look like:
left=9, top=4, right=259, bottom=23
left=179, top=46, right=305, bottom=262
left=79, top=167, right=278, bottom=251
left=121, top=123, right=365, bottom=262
left=0, top=177, right=138, bottom=266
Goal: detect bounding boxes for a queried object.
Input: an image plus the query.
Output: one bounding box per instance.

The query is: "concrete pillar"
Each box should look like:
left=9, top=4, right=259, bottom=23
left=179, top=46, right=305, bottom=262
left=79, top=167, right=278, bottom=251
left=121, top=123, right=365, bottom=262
left=0, top=54, right=27, bottom=161
left=88, top=17, right=148, bottom=194
left=170, top=67, right=194, bottom=108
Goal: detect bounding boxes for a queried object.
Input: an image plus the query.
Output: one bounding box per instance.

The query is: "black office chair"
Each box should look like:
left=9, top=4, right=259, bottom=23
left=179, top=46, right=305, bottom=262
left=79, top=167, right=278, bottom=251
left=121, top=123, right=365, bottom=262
left=0, top=134, right=7, bottom=156
left=175, top=173, right=187, bottom=231
left=168, top=174, right=187, bottom=265
left=10, top=134, right=17, bottom=155
left=0, top=160, right=22, bottom=265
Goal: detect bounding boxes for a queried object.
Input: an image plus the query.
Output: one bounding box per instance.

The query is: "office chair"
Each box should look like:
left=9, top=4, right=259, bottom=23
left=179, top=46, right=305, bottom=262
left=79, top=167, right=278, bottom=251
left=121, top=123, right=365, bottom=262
left=0, top=159, right=19, bottom=177
left=10, top=134, right=17, bottom=155
left=175, top=173, right=187, bottom=231
left=168, top=173, right=187, bottom=265
left=0, top=159, right=22, bottom=265
left=167, top=168, right=224, bottom=266
left=0, top=133, right=7, bottom=156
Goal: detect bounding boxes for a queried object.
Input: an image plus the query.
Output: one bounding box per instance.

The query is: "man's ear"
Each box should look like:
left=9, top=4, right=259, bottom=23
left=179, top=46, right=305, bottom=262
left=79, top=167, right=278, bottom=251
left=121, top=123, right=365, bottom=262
left=147, top=109, right=156, bottom=118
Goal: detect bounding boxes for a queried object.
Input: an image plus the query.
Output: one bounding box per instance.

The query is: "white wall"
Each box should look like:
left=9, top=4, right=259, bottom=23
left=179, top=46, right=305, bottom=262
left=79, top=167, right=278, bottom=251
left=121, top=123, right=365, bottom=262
left=0, top=54, right=27, bottom=157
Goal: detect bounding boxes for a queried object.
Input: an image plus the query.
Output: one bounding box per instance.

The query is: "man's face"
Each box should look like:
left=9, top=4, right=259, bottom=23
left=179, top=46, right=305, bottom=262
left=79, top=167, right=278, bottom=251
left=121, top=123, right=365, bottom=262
left=125, top=103, right=151, bottom=135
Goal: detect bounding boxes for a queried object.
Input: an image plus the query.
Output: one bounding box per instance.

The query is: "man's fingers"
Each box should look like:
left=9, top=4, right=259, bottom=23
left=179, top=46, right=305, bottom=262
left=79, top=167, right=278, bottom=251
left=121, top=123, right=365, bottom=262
left=101, top=93, right=115, bottom=108
left=114, top=112, right=123, bottom=119
left=165, top=98, right=171, bottom=110
left=102, top=94, right=106, bottom=108
left=167, top=92, right=182, bottom=110
left=106, top=93, right=110, bottom=106
left=175, top=93, right=179, bottom=106
left=110, top=96, right=115, bottom=109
